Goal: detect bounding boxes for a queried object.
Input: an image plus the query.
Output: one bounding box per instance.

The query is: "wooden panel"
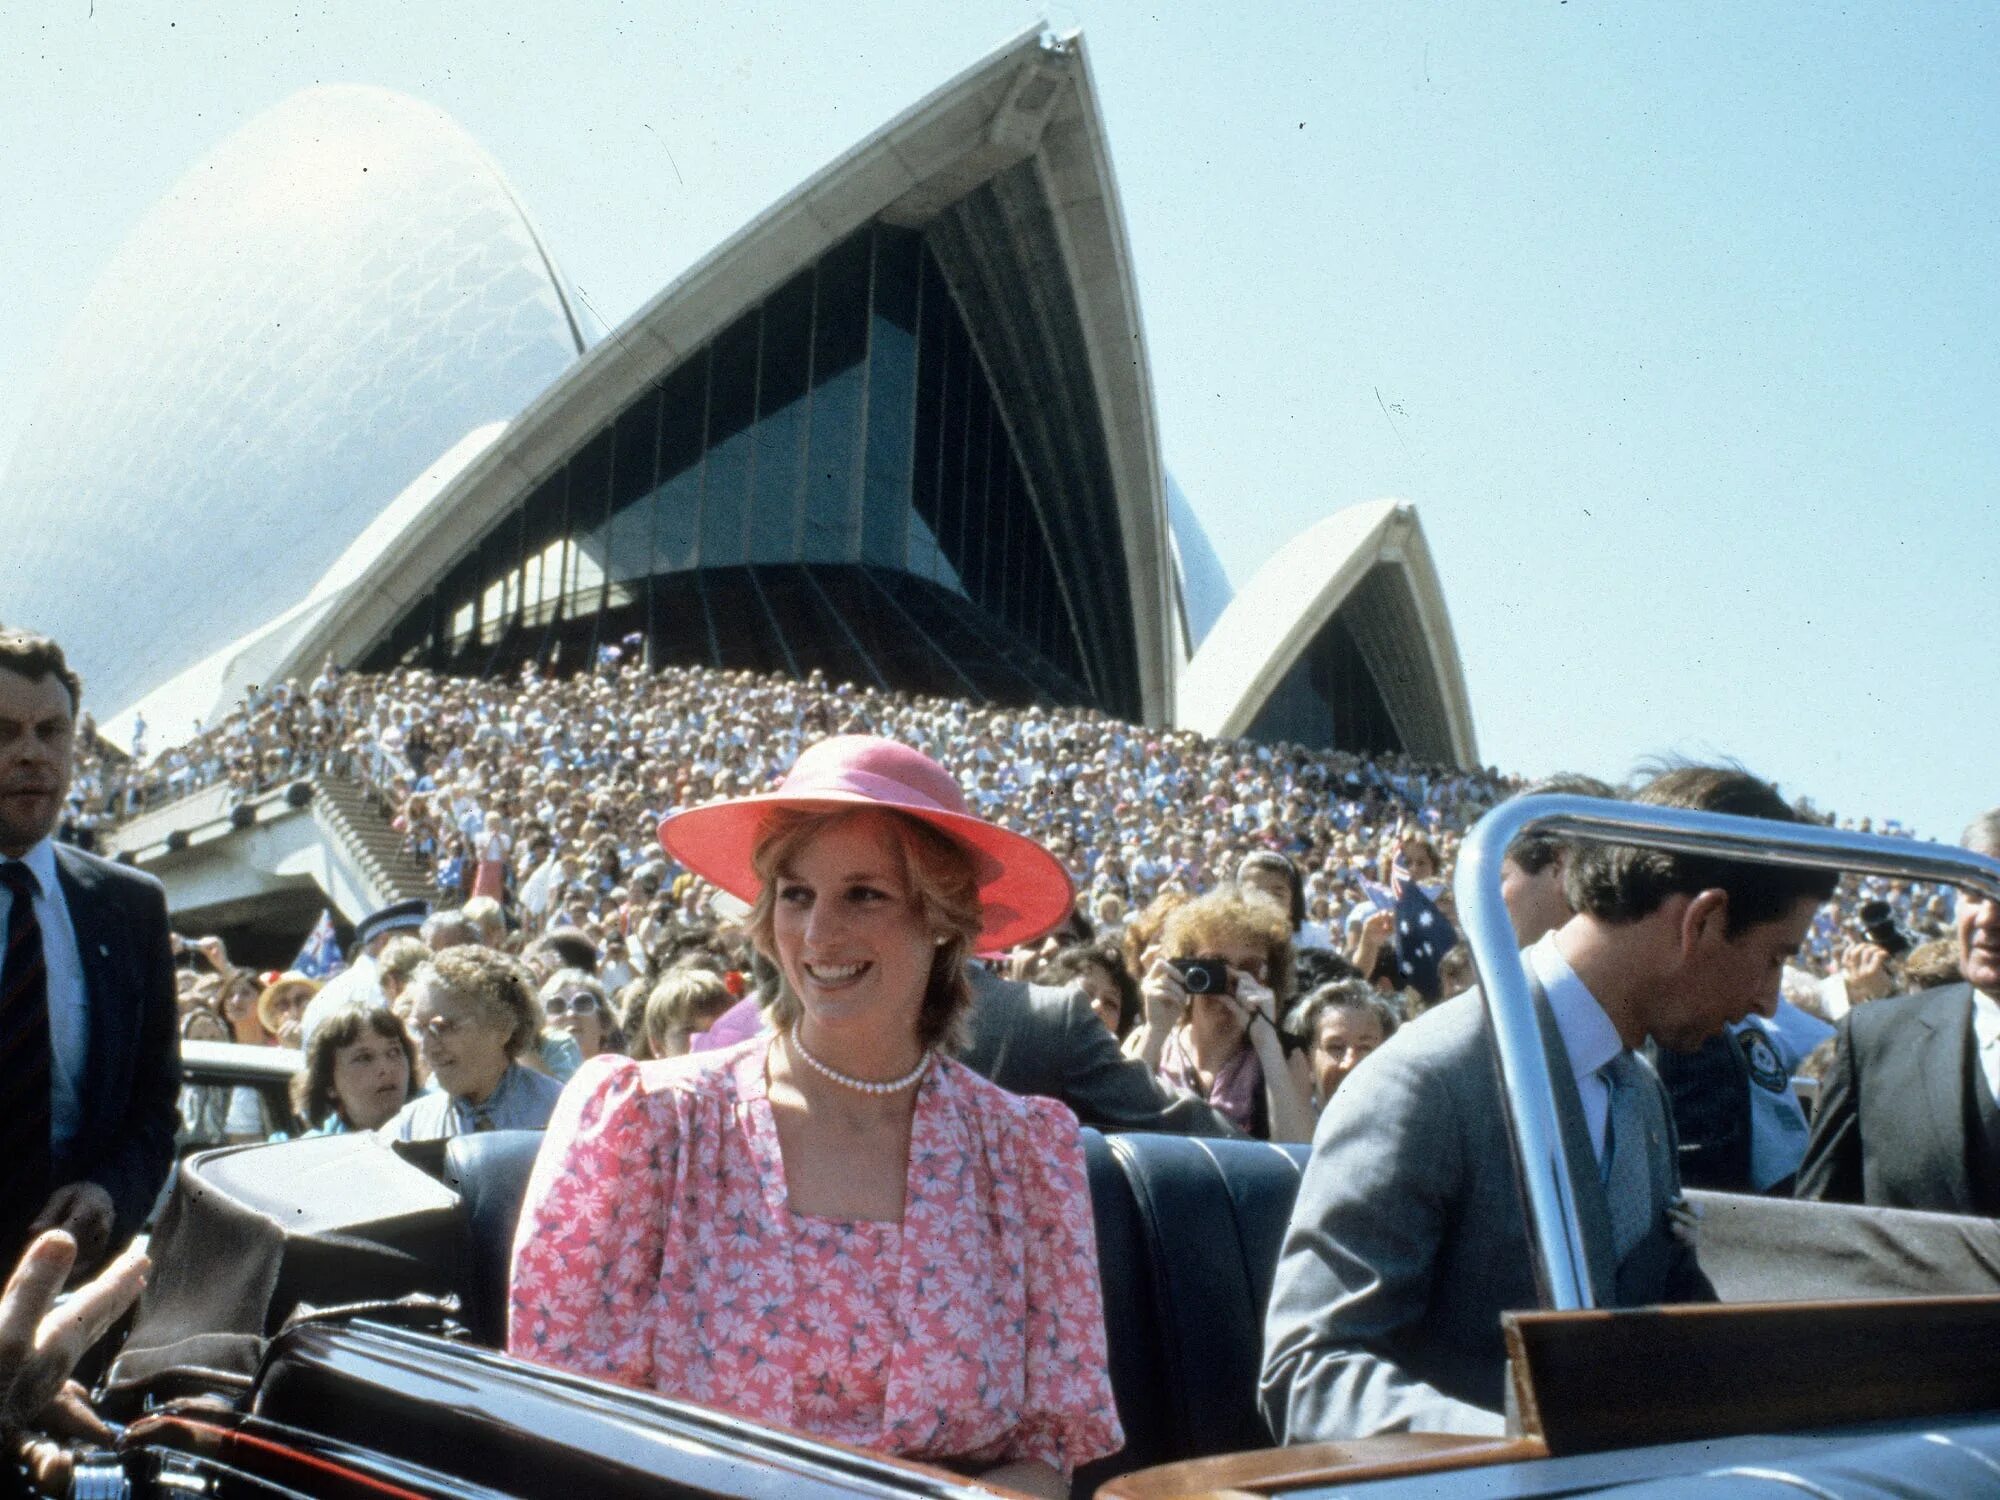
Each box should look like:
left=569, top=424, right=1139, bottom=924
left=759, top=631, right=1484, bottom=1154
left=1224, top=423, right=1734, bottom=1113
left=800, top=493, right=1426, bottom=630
left=1094, top=1434, right=1545, bottom=1499
left=1505, top=1294, right=2000, bottom=1457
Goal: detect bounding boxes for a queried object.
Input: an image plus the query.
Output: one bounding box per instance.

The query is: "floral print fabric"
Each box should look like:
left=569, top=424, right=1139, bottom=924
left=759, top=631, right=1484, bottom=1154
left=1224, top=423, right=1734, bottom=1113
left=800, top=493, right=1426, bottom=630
left=508, top=1038, right=1123, bottom=1477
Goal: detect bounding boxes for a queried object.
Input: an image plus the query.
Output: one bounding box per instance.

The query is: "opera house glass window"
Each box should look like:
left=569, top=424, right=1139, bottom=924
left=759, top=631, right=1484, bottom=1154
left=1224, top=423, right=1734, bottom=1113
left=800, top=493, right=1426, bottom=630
left=369, top=224, right=1093, bottom=708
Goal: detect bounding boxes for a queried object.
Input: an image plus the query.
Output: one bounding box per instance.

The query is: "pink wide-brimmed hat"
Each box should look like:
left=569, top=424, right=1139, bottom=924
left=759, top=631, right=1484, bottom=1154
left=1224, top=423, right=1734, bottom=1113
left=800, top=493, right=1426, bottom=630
left=658, top=735, right=1073, bottom=951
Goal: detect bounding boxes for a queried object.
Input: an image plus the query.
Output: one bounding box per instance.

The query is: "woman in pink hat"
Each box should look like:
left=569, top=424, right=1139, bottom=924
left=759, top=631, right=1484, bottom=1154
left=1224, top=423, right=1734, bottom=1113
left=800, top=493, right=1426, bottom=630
left=508, top=736, right=1122, bottom=1496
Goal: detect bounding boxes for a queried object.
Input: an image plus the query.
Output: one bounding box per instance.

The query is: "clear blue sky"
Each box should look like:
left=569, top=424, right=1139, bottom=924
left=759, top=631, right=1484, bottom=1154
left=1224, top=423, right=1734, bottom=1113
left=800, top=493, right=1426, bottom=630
left=4, top=2, right=1995, bottom=838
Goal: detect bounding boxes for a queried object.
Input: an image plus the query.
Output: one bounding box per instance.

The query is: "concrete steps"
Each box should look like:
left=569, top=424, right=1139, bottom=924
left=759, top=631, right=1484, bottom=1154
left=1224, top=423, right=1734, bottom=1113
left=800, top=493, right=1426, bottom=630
left=309, top=775, right=435, bottom=909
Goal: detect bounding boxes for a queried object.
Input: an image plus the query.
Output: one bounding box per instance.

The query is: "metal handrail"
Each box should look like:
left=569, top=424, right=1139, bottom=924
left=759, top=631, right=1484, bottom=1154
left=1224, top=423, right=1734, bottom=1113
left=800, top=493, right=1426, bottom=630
left=1452, top=795, right=2000, bottom=1313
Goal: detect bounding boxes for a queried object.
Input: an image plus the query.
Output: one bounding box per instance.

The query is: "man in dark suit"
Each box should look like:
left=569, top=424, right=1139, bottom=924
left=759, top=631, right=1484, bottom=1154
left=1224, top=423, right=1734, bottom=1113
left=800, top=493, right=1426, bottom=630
left=1261, top=766, right=1835, bottom=1439
left=959, top=964, right=1238, bottom=1136
left=0, top=630, right=179, bottom=1275
left=1796, top=809, right=2000, bottom=1213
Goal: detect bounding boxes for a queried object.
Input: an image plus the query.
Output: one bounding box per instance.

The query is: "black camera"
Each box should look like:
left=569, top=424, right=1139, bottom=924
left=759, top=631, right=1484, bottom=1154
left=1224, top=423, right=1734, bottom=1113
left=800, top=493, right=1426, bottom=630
left=1855, top=899, right=1910, bottom=957
left=1170, top=957, right=1232, bottom=996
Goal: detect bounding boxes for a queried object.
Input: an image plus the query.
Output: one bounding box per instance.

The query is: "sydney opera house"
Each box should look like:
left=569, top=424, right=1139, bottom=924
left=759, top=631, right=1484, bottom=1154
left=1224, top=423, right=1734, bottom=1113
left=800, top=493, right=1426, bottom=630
left=1, top=27, right=1478, bottom=770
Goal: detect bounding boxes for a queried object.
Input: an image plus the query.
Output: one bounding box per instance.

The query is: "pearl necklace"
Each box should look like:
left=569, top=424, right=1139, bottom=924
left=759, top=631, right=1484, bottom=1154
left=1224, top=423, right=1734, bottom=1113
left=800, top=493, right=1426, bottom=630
left=788, top=1028, right=932, bottom=1096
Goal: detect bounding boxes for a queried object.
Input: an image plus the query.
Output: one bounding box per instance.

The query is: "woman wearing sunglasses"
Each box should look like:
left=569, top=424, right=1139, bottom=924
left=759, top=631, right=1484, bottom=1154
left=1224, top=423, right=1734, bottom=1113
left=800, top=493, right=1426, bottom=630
left=537, top=970, right=620, bottom=1062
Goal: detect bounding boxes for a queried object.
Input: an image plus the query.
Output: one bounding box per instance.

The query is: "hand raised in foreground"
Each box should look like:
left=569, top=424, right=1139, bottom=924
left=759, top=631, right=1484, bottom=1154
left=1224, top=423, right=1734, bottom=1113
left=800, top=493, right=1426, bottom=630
left=0, top=1230, right=148, bottom=1442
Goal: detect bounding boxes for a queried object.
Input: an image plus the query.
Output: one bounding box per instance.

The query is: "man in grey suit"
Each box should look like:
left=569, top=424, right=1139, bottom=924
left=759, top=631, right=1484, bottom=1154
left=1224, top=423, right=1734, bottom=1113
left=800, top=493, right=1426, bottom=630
left=1261, top=766, right=1835, bottom=1439
left=1796, top=809, right=2000, bottom=1213
left=959, top=964, right=1238, bottom=1136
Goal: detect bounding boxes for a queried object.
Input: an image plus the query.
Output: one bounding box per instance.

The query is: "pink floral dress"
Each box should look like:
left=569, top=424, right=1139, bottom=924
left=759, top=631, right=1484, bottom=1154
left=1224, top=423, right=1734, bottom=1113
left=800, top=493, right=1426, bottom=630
left=508, top=1038, right=1124, bottom=1478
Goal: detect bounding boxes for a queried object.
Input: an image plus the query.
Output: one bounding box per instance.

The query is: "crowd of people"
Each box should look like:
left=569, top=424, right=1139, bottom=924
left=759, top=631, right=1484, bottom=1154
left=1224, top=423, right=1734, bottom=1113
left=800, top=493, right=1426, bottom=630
left=79, top=655, right=1962, bottom=1000
left=97, top=655, right=1966, bottom=1140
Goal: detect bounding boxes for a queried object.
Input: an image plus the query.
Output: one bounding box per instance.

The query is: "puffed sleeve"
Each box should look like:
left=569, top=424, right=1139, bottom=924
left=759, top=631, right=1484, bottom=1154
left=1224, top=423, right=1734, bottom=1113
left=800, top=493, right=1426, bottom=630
left=1009, top=1097, right=1125, bottom=1476
left=508, top=1054, right=671, bottom=1387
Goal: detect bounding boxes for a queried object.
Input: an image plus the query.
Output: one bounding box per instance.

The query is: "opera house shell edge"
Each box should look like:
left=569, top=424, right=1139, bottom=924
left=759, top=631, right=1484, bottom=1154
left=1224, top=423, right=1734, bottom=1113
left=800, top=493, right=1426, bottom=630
left=3, top=25, right=1479, bottom=771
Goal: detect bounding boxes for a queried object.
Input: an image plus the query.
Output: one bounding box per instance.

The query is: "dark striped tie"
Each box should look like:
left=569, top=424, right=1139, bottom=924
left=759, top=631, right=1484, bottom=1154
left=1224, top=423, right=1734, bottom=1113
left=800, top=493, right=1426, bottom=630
left=0, top=860, right=53, bottom=1266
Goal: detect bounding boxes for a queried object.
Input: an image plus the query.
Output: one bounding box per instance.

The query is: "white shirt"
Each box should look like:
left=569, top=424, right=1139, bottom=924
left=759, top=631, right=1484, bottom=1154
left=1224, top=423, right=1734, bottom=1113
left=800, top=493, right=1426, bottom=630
left=299, top=953, right=383, bottom=1048
left=1973, top=989, right=2000, bottom=1105
left=1526, top=932, right=1625, bottom=1166
left=0, top=839, right=88, bottom=1152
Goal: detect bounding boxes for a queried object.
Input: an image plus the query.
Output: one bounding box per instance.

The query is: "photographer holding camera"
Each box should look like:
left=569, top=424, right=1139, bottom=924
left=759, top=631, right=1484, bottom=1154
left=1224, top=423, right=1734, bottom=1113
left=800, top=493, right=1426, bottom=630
left=1125, top=886, right=1314, bottom=1142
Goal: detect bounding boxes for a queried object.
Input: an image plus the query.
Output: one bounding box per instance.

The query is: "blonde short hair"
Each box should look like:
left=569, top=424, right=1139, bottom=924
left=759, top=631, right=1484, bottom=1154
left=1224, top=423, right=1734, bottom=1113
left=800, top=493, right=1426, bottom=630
left=408, top=946, right=541, bottom=1056
left=639, top=968, right=735, bottom=1059
left=745, top=807, right=981, bottom=1051
left=460, top=895, right=506, bottom=945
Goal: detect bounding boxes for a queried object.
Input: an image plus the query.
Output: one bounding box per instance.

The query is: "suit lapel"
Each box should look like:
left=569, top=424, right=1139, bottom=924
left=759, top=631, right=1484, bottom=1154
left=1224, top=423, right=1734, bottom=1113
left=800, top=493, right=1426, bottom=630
left=1915, top=985, right=1976, bottom=1214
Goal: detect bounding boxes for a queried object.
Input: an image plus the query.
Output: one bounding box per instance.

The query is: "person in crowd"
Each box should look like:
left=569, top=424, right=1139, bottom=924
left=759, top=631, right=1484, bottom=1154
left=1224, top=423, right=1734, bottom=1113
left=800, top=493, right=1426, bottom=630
left=1262, top=765, right=1835, bottom=1442
left=300, top=898, right=429, bottom=1038
left=512, top=736, right=1121, bottom=1495
left=1090, top=889, right=1127, bottom=944
left=1042, top=943, right=1140, bottom=1039
left=522, top=929, right=597, bottom=984
left=1497, top=774, right=1618, bottom=947
left=1119, top=890, right=1187, bottom=985
left=598, top=933, right=639, bottom=996
left=630, top=967, right=735, bottom=1060
left=1796, top=808, right=2000, bottom=1213
left=459, top=895, right=507, bottom=950
left=178, top=996, right=230, bottom=1043
left=0, top=630, right=179, bottom=1276
left=1899, top=935, right=1962, bottom=990
left=419, top=909, right=480, bottom=951
left=1123, top=888, right=1315, bottom=1142
left=1238, top=851, right=1333, bottom=953
left=538, top=969, right=617, bottom=1062
left=471, top=809, right=512, bottom=903
left=255, top=972, right=319, bottom=1049
left=376, top=935, right=430, bottom=1020
left=1289, top=979, right=1398, bottom=1109
left=292, top=1005, right=419, bottom=1134
left=223, top=972, right=279, bottom=1045
left=0, top=1229, right=149, bottom=1493
left=382, top=947, right=564, bottom=1140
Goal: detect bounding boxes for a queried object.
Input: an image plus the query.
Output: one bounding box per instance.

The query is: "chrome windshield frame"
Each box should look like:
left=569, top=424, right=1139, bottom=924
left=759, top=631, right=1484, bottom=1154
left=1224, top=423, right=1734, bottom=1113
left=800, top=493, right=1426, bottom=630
left=1453, top=795, right=2000, bottom=1312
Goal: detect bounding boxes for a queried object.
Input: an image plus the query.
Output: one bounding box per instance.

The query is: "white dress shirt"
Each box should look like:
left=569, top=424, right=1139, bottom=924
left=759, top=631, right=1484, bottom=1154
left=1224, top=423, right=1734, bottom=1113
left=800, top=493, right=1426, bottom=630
left=1973, top=988, right=2000, bottom=1105
left=1, top=839, right=89, bottom=1152
left=1526, top=932, right=1625, bottom=1166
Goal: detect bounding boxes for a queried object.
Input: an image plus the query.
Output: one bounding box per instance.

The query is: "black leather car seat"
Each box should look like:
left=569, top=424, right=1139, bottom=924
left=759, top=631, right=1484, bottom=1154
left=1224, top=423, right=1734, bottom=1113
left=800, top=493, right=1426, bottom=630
left=1076, top=1132, right=1309, bottom=1489
left=442, top=1127, right=1312, bottom=1485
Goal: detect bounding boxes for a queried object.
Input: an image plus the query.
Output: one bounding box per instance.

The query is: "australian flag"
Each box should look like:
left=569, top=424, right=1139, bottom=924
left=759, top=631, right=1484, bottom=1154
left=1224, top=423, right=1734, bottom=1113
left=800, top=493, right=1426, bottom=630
left=291, top=909, right=345, bottom=980
left=1391, top=862, right=1457, bottom=1002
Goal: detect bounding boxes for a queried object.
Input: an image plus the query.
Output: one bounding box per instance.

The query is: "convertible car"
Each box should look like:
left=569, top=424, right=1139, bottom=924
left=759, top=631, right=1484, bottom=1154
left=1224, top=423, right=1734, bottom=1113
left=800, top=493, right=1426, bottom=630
left=62, top=802, right=2000, bottom=1498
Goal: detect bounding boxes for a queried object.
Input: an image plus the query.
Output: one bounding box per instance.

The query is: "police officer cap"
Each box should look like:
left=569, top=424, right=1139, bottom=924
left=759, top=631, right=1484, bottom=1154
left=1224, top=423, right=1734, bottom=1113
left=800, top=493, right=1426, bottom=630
left=355, top=898, right=429, bottom=949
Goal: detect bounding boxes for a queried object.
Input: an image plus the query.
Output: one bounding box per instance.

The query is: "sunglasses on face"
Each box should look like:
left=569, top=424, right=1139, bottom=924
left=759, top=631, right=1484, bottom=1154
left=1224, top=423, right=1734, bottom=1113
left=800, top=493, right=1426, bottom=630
left=544, top=991, right=601, bottom=1018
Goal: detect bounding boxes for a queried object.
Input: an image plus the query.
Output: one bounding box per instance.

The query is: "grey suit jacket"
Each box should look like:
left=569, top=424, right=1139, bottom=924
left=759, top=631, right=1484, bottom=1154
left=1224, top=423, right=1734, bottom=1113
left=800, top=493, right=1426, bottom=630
left=51, top=844, right=182, bottom=1251
left=955, top=966, right=1239, bottom=1138
left=1795, top=983, right=1983, bottom=1213
left=1259, top=982, right=1712, bottom=1441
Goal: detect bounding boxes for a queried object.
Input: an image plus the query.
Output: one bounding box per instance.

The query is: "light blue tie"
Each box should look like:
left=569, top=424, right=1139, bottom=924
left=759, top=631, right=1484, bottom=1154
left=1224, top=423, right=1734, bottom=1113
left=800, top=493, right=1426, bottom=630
left=1600, top=1051, right=1653, bottom=1266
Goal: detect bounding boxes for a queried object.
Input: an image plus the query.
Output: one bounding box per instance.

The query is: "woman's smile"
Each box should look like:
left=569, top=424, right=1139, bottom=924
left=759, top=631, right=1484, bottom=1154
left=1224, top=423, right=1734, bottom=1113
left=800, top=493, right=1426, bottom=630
left=802, top=959, right=870, bottom=988
left=772, top=810, right=936, bottom=1041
